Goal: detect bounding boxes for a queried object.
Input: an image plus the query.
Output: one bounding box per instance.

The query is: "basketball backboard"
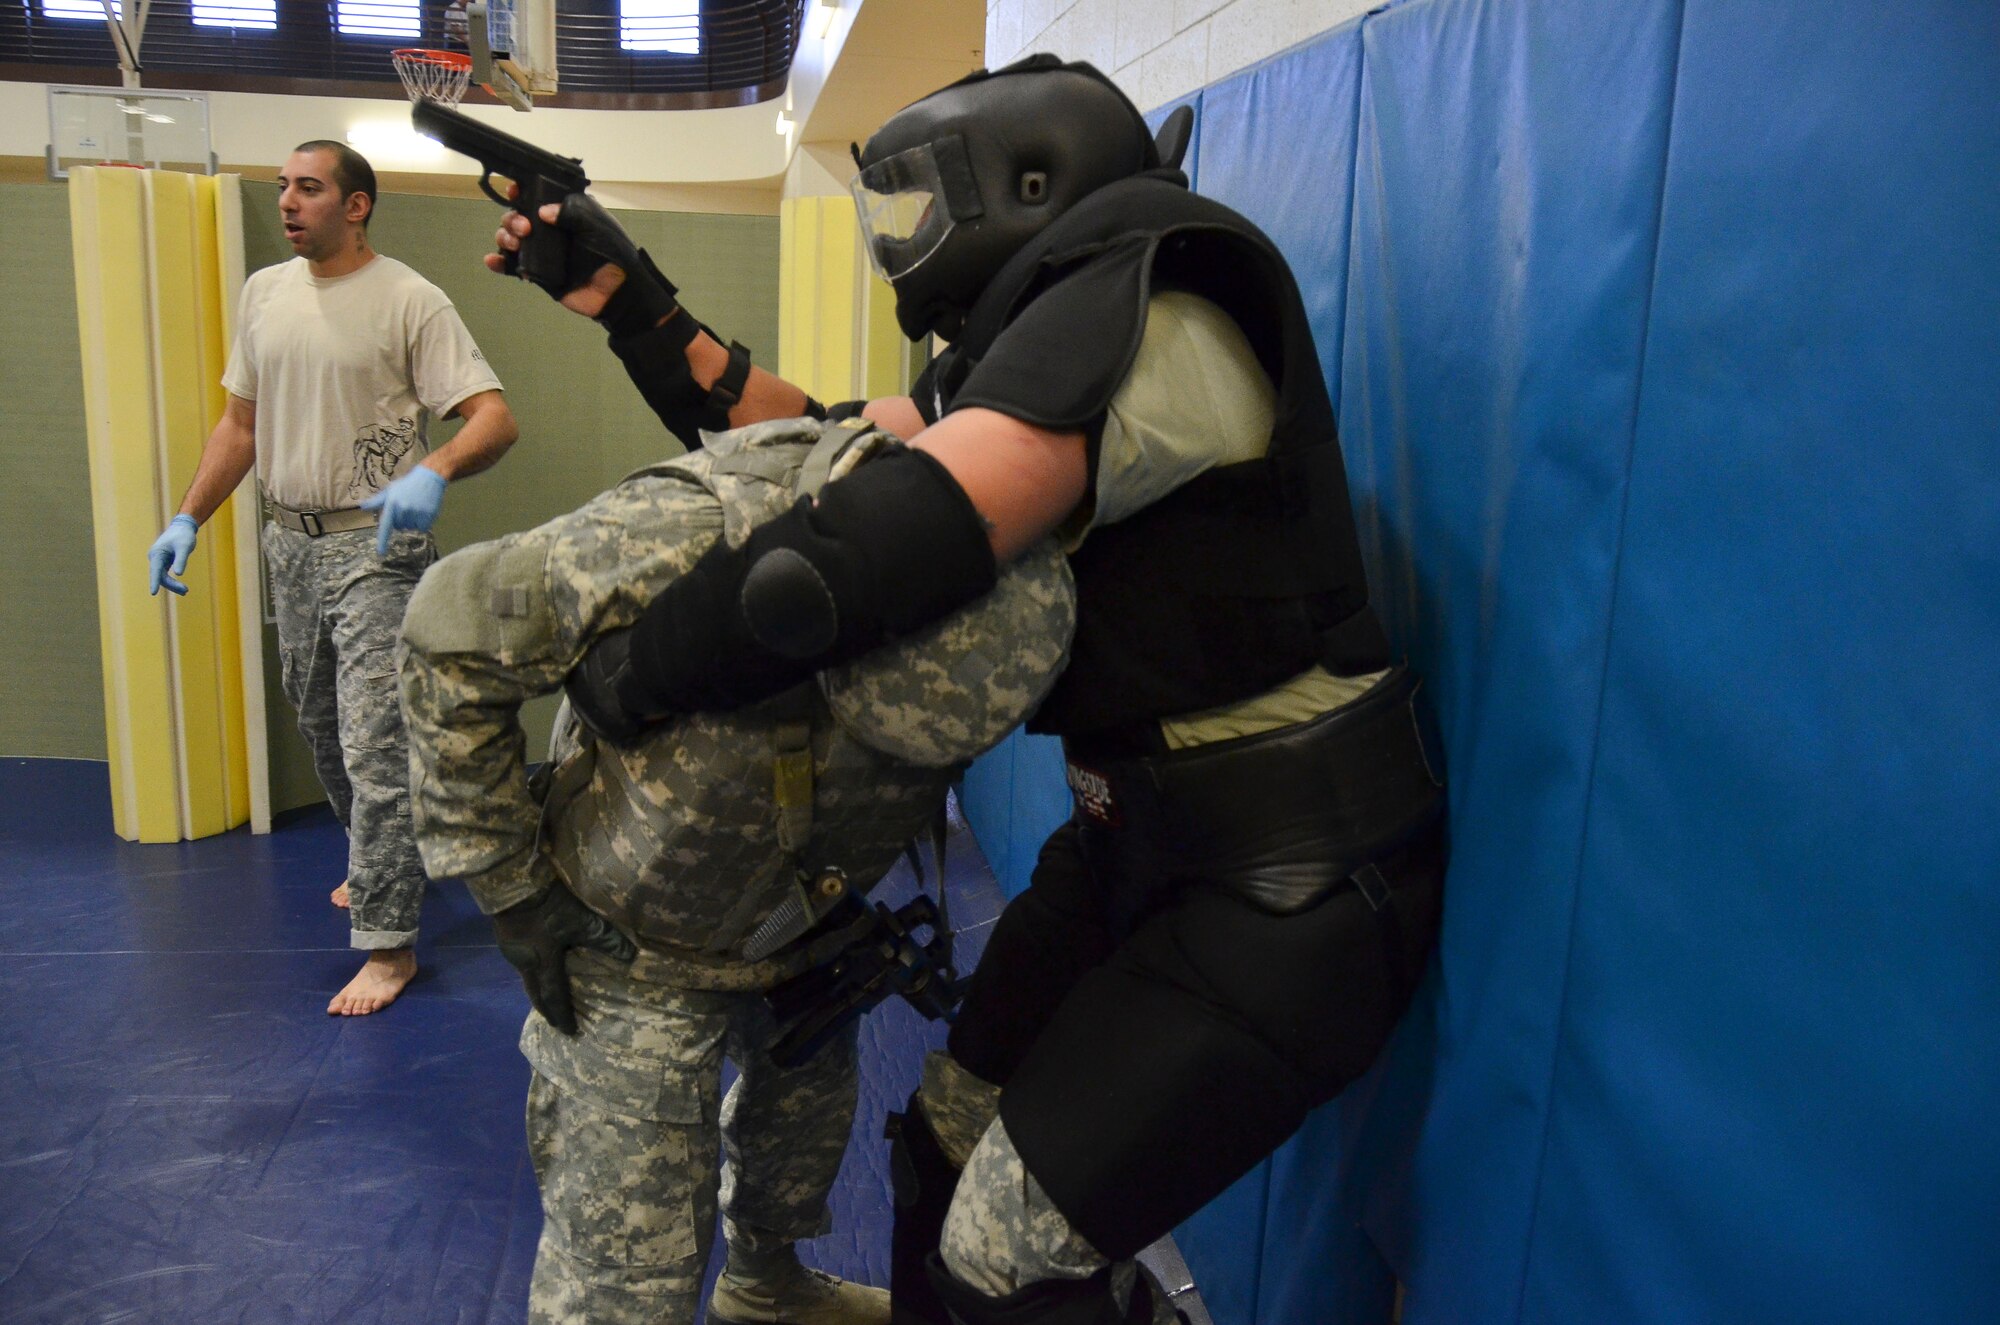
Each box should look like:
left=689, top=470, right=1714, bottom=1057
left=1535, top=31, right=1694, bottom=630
left=47, top=86, right=214, bottom=180
left=469, top=0, right=556, bottom=111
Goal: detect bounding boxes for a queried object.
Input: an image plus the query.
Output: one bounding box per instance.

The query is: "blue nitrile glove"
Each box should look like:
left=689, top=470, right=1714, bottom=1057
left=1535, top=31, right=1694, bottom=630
left=359, top=466, right=447, bottom=556
left=147, top=514, right=198, bottom=596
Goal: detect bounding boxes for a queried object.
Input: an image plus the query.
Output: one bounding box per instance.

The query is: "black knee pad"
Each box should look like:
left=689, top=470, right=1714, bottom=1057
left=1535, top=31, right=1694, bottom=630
left=999, top=823, right=1445, bottom=1260
left=948, top=822, right=1117, bottom=1086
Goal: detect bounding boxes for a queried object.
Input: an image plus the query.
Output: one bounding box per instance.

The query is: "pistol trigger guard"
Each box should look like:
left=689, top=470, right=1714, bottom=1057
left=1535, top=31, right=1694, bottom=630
left=477, top=168, right=513, bottom=211
left=481, top=169, right=525, bottom=278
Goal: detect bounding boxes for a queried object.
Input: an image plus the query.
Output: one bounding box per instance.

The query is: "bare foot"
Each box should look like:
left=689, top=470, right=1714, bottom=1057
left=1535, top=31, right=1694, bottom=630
left=330, top=879, right=350, bottom=909
left=328, top=949, right=417, bottom=1016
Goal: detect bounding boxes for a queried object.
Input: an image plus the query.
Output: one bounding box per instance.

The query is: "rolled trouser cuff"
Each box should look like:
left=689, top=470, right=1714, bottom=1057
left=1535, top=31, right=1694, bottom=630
left=349, top=927, right=418, bottom=950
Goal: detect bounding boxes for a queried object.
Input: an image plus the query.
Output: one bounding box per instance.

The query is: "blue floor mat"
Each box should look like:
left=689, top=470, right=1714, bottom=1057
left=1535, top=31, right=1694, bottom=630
left=0, top=757, right=1003, bottom=1324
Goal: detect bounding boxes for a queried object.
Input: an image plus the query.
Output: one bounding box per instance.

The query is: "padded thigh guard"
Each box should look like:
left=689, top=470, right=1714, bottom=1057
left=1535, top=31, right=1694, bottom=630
left=996, top=821, right=1445, bottom=1261
left=947, top=822, right=1117, bottom=1088
left=623, top=444, right=999, bottom=715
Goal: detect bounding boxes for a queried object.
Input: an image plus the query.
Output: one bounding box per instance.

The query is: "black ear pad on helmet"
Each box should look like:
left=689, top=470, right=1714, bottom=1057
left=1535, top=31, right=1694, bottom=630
left=1153, top=104, right=1195, bottom=172
left=858, top=56, right=1159, bottom=341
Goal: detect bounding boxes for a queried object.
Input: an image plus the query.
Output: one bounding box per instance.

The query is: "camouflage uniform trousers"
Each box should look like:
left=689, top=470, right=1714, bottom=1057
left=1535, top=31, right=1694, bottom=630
left=927, top=1053, right=1172, bottom=1322
left=521, top=948, right=861, bottom=1325
left=262, top=521, right=435, bottom=948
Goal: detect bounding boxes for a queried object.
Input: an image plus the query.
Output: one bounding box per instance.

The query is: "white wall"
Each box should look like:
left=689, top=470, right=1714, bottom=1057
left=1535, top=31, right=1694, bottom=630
left=987, top=0, right=1376, bottom=111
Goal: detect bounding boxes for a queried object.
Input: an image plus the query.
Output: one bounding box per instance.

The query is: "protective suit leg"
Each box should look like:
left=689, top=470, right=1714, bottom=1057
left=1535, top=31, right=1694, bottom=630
left=946, top=821, right=1117, bottom=1086
left=999, top=823, right=1446, bottom=1261
left=890, top=823, right=1114, bottom=1323
left=932, top=1117, right=1184, bottom=1325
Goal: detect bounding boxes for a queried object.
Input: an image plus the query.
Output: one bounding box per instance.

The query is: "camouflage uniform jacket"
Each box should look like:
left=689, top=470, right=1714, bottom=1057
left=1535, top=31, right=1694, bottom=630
left=400, top=417, right=1074, bottom=989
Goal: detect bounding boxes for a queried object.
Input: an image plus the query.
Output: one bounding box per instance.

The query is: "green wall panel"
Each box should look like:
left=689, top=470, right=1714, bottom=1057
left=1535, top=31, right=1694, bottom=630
left=236, top=182, right=780, bottom=811
left=1, top=175, right=776, bottom=813
left=0, top=183, right=105, bottom=760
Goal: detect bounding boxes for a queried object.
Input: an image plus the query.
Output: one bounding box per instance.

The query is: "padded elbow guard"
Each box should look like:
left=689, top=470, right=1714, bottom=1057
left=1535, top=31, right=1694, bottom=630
left=624, top=444, right=999, bottom=713
left=608, top=313, right=758, bottom=451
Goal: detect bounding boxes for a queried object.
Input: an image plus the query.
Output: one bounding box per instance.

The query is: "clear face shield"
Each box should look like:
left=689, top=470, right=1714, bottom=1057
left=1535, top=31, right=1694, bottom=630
left=850, top=141, right=961, bottom=283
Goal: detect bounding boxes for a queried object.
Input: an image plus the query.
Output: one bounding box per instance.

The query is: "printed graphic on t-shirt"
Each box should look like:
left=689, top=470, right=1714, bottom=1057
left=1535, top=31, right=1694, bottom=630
left=350, top=417, right=420, bottom=497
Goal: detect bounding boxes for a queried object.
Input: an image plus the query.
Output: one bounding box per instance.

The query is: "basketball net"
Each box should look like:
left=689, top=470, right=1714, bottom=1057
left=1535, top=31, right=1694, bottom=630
left=392, top=48, right=474, bottom=106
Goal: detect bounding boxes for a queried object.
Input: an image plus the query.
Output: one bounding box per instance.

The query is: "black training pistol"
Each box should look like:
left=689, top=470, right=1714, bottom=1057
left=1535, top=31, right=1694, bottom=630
left=411, top=97, right=590, bottom=292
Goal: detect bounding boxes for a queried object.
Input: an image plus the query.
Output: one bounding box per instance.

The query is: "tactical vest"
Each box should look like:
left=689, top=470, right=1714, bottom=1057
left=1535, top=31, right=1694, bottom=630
left=922, top=174, right=1390, bottom=743
left=534, top=418, right=1073, bottom=989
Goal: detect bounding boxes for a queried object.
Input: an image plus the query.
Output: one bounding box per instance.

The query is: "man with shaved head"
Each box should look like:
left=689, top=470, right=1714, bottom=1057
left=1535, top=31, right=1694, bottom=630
left=146, top=140, right=520, bottom=1015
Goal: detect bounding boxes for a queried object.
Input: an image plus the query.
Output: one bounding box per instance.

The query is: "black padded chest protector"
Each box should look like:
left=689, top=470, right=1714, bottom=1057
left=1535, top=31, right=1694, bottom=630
left=931, top=174, right=1389, bottom=736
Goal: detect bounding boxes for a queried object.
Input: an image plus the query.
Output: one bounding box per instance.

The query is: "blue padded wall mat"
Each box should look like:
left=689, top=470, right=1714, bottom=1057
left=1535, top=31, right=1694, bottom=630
left=957, top=1, right=1999, bottom=1320
left=1337, top=2, right=1688, bottom=1321
left=1188, top=29, right=1363, bottom=420
left=1520, top=3, right=2000, bottom=1322
left=958, top=727, right=1069, bottom=901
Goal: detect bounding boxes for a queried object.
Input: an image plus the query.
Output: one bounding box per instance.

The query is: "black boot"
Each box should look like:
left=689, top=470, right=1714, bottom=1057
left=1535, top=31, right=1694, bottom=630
left=924, top=1258, right=1162, bottom=1325
left=886, top=1096, right=962, bottom=1325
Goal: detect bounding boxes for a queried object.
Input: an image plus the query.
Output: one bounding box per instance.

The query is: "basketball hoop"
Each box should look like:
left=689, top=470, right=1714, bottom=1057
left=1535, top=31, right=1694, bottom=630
left=392, top=48, right=474, bottom=106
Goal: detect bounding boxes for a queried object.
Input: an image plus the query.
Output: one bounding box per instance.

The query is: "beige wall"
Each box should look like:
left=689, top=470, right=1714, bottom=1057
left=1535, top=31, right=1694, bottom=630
left=987, top=0, right=1375, bottom=110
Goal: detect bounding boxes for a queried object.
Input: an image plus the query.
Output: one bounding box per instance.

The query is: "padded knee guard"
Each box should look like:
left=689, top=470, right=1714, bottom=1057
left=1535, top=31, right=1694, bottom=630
left=887, top=1096, right=962, bottom=1325
left=927, top=1260, right=1163, bottom=1325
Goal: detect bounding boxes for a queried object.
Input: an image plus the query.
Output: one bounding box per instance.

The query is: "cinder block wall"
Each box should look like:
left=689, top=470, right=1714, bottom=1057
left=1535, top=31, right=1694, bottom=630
left=986, top=0, right=1374, bottom=110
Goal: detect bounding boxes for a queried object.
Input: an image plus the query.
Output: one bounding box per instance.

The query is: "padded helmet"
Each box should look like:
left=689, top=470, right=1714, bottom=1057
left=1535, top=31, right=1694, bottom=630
left=850, top=54, right=1159, bottom=341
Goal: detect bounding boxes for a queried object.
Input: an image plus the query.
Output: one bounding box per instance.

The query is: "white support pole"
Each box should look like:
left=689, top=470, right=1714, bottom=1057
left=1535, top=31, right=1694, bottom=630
left=100, top=0, right=141, bottom=89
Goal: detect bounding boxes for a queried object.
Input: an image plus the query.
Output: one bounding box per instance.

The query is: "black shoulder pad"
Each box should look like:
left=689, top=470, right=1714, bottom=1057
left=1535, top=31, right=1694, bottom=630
left=947, top=242, right=1154, bottom=431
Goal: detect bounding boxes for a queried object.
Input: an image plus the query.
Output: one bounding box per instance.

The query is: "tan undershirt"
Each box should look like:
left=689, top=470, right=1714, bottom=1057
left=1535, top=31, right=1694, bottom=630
left=1159, top=664, right=1392, bottom=750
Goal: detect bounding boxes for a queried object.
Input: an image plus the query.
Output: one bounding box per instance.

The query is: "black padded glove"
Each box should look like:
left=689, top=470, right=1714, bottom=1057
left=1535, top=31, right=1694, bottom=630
left=562, top=625, right=667, bottom=747
left=490, top=882, right=636, bottom=1036
left=538, top=192, right=683, bottom=338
